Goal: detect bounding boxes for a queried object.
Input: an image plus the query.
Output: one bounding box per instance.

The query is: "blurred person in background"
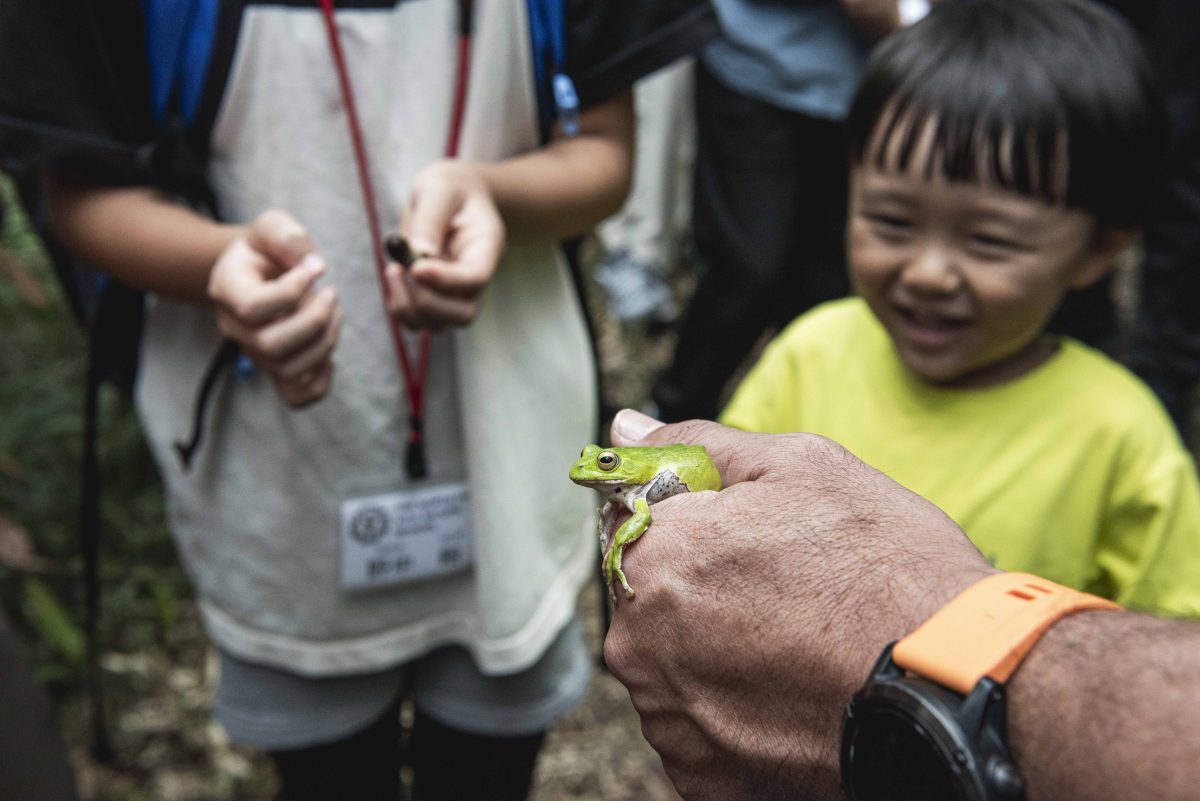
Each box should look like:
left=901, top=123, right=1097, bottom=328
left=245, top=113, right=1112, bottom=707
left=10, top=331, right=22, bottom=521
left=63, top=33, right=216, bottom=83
left=593, top=59, right=695, bottom=328
left=650, top=0, right=903, bottom=422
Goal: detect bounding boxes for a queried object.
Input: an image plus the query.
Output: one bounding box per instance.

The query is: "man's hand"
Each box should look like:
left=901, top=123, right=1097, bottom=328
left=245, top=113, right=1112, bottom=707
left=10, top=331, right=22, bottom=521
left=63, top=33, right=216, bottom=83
left=208, top=210, right=342, bottom=408
left=604, top=410, right=994, bottom=800
left=385, top=160, right=506, bottom=331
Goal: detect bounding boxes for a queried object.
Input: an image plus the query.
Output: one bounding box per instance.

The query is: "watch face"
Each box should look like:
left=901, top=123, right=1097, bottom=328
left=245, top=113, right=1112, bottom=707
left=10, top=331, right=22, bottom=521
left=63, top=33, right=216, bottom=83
left=844, top=706, right=969, bottom=801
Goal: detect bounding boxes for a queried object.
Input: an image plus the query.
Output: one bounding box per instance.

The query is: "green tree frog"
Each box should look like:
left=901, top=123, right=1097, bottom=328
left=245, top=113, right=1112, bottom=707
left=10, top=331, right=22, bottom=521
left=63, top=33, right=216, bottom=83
left=569, top=444, right=722, bottom=601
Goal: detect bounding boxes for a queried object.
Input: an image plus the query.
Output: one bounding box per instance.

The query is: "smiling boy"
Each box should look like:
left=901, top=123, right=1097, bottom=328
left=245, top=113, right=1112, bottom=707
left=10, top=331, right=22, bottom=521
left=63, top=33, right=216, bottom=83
left=720, top=0, right=1200, bottom=616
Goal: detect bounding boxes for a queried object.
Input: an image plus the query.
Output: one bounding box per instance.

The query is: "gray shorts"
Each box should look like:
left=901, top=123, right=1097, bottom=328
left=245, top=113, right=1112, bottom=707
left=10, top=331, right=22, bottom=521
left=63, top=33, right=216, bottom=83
left=214, top=615, right=591, bottom=750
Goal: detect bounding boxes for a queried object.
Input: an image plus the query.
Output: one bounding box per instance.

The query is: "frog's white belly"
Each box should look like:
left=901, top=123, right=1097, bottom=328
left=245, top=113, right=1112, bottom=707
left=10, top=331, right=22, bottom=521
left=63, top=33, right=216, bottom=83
left=597, top=469, right=690, bottom=512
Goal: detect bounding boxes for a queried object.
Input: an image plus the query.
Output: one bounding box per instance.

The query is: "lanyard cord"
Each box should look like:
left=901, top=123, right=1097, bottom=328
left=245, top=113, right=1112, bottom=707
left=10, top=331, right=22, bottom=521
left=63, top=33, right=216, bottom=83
left=318, top=0, right=472, bottom=479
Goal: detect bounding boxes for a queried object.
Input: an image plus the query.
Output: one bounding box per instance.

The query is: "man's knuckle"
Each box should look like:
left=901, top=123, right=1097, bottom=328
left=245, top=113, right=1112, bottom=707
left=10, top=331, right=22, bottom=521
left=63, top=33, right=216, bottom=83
left=602, top=630, right=634, bottom=679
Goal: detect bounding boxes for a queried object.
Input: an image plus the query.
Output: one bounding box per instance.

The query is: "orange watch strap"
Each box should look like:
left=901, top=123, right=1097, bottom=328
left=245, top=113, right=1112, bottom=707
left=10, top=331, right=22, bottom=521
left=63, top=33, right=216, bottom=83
left=892, top=572, right=1121, bottom=695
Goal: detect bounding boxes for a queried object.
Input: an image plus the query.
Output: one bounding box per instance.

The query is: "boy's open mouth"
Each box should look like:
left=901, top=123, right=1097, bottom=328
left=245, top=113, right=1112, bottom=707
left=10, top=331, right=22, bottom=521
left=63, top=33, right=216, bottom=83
left=898, top=306, right=969, bottom=327
left=893, top=305, right=971, bottom=346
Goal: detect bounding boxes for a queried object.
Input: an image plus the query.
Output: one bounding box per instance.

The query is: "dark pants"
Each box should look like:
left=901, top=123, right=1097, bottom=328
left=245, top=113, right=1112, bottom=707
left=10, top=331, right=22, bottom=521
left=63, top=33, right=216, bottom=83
left=271, top=700, right=545, bottom=801
left=652, top=62, right=850, bottom=422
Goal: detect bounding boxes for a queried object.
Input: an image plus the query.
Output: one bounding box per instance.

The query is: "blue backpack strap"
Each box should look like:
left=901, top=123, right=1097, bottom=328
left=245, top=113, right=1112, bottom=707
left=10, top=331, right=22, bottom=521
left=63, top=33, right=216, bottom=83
left=527, top=0, right=580, bottom=141
left=143, top=0, right=221, bottom=127
left=142, top=0, right=246, bottom=465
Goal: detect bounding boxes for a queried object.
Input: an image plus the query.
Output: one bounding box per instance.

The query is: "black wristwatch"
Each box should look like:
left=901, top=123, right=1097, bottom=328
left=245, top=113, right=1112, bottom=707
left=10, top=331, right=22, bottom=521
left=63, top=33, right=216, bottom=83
left=840, top=642, right=1023, bottom=801
left=839, top=572, right=1121, bottom=801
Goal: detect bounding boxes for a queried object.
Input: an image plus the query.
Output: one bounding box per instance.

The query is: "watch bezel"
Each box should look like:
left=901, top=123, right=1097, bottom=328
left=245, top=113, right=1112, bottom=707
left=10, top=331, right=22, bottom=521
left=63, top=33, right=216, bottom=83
left=840, top=642, right=1026, bottom=801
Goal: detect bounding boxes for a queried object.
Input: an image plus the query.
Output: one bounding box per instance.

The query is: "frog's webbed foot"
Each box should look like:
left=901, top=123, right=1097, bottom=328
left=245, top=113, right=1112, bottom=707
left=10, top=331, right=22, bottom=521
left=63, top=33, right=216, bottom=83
left=602, top=548, right=619, bottom=603
left=606, top=497, right=651, bottom=602
left=604, top=544, right=636, bottom=601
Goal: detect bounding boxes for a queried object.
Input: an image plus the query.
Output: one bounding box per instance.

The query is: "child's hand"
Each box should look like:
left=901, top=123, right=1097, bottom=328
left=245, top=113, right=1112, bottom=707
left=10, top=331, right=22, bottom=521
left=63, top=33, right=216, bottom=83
left=208, top=210, right=343, bottom=408
left=386, top=160, right=506, bottom=330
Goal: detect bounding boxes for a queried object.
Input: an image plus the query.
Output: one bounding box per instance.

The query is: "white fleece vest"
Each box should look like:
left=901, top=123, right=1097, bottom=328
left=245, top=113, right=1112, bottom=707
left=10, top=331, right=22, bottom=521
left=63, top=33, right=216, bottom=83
left=135, top=0, right=597, bottom=676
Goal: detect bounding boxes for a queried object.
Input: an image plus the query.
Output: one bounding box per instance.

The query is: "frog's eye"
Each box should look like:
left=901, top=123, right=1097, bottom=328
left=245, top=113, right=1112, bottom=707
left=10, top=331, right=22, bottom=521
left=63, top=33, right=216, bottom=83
left=597, top=451, right=620, bottom=471
left=581, top=447, right=587, bottom=458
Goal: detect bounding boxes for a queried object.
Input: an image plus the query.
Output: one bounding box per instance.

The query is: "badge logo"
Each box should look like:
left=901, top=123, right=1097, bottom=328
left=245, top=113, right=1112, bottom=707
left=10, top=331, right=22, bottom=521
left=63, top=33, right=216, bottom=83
left=349, top=506, right=389, bottom=544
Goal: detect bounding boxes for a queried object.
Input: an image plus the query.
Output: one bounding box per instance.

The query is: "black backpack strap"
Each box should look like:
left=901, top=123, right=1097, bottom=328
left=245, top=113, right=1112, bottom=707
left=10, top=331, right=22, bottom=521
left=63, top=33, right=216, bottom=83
left=173, top=339, right=239, bottom=471
left=80, top=281, right=145, bottom=764
left=81, top=345, right=112, bottom=764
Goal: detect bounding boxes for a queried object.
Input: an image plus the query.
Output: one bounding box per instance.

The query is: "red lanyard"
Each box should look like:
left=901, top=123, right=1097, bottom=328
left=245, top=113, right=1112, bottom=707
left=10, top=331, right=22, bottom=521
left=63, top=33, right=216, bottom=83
left=318, top=0, right=473, bottom=479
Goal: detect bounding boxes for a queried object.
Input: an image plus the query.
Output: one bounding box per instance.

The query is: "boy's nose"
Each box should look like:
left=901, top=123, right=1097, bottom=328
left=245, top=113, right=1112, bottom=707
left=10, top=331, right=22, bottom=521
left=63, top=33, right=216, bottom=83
left=900, top=242, right=962, bottom=295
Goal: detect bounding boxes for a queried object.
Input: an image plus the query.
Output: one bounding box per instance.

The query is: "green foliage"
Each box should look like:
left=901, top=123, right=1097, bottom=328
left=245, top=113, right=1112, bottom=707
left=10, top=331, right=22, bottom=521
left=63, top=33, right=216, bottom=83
left=0, top=174, right=188, bottom=691
left=21, top=575, right=85, bottom=666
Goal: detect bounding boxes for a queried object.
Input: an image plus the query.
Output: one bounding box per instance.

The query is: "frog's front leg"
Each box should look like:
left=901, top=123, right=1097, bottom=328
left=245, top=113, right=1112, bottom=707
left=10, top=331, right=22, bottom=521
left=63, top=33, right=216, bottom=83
left=605, top=497, right=651, bottom=601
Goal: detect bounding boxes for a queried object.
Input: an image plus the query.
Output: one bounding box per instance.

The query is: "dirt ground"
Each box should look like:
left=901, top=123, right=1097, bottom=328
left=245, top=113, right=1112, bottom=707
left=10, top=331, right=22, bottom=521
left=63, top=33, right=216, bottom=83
left=68, top=581, right=681, bottom=801
left=526, top=580, right=684, bottom=801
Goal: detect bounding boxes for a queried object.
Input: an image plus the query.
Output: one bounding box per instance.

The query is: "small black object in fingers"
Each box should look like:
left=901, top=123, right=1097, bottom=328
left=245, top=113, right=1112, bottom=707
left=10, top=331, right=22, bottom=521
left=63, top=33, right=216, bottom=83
left=384, top=234, right=415, bottom=268
left=384, top=235, right=436, bottom=269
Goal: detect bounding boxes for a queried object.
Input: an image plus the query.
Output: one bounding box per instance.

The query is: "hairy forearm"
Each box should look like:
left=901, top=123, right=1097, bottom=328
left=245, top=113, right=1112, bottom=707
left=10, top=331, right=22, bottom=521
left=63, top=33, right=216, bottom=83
left=43, top=173, right=242, bottom=303
left=606, top=416, right=1200, bottom=801
left=1008, top=611, right=1200, bottom=801
left=474, top=91, right=634, bottom=240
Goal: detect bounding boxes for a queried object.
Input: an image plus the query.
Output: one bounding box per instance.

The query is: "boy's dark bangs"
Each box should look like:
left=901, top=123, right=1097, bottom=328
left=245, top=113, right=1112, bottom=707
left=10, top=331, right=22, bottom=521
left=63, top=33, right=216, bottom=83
left=853, top=56, right=1071, bottom=207
left=846, top=0, right=1169, bottom=229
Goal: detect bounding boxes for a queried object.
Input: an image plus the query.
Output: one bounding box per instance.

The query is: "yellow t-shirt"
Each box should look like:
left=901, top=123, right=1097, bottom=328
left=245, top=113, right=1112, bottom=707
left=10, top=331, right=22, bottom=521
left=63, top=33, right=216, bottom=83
left=721, top=298, right=1200, bottom=617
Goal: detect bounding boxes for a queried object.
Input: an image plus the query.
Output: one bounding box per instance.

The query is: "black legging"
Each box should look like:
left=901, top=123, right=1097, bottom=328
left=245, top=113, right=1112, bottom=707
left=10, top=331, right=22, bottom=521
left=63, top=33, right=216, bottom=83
left=271, top=700, right=545, bottom=801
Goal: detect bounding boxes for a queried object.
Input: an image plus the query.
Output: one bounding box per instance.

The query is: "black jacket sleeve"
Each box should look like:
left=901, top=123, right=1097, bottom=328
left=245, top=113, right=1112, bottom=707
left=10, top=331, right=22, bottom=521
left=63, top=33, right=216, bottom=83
left=565, top=0, right=718, bottom=109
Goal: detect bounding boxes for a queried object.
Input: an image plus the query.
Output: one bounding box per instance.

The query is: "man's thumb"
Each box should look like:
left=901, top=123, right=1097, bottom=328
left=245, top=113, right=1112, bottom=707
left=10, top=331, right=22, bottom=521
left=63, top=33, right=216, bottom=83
left=609, top=410, right=773, bottom=486
left=610, top=409, right=666, bottom=444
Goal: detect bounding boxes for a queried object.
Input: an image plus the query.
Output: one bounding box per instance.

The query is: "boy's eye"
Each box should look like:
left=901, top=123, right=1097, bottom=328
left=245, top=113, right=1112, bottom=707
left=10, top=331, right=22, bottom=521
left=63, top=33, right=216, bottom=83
left=864, top=212, right=913, bottom=237
left=968, top=233, right=1023, bottom=258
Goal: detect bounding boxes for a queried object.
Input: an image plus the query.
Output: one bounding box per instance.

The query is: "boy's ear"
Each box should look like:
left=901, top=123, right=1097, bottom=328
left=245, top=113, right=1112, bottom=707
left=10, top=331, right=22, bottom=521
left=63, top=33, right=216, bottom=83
left=1069, top=228, right=1138, bottom=289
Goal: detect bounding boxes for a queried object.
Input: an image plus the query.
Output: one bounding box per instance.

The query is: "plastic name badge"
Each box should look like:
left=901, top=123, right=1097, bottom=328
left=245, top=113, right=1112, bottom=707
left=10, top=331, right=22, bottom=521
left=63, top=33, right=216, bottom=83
left=338, top=482, right=474, bottom=590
